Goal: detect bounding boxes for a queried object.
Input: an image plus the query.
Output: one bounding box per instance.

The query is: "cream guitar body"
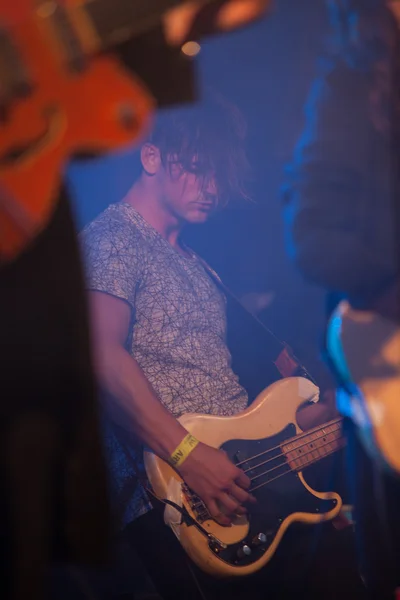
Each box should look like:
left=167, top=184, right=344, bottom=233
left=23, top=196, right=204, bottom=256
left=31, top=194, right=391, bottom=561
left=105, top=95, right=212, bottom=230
left=327, top=300, right=400, bottom=474
left=144, top=377, right=344, bottom=578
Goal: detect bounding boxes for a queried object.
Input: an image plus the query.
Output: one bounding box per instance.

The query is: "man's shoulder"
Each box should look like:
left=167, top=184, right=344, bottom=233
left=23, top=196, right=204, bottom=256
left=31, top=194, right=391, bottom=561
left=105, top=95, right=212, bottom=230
left=79, top=204, right=149, bottom=291
left=81, top=203, right=146, bottom=246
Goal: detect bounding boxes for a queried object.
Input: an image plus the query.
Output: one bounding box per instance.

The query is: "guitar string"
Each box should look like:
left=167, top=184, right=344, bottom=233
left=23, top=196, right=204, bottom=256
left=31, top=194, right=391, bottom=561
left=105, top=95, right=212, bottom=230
left=247, top=434, right=346, bottom=487
left=241, top=426, right=343, bottom=478
left=234, top=417, right=343, bottom=468
left=249, top=444, right=344, bottom=493
left=188, top=424, right=344, bottom=513
left=192, top=439, right=344, bottom=517
left=187, top=435, right=345, bottom=518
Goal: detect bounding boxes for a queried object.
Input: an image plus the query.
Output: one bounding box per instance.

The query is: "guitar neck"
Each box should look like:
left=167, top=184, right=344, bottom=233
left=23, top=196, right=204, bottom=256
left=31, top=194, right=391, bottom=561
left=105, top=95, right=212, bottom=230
left=24, top=0, right=187, bottom=74
left=73, top=0, right=183, bottom=53
left=282, top=418, right=345, bottom=472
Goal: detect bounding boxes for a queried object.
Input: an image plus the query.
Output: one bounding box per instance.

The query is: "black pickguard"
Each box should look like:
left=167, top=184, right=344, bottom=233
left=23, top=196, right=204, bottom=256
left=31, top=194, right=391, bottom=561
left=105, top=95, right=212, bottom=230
left=205, top=424, right=338, bottom=568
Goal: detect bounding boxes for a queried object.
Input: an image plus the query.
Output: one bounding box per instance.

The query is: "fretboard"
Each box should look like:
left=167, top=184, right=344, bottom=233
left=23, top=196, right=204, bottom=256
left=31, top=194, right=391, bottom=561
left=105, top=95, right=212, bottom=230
left=282, top=419, right=345, bottom=472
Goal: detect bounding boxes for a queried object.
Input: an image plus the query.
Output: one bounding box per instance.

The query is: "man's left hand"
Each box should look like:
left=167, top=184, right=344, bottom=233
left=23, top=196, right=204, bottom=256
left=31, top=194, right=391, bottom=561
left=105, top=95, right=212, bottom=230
left=296, top=389, right=338, bottom=431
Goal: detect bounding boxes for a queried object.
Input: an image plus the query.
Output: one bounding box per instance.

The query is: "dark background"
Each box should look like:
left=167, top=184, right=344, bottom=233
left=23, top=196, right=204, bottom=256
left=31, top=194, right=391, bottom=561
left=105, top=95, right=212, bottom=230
left=67, top=0, right=334, bottom=388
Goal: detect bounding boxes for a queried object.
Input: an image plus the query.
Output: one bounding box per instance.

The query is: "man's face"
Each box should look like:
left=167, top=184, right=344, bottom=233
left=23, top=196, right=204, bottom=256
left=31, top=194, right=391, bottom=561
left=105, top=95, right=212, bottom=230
left=157, top=157, right=219, bottom=224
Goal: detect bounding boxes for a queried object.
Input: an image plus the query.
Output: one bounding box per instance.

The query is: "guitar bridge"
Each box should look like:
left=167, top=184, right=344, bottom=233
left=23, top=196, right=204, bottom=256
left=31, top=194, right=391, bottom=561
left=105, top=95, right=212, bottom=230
left=182, top=484, right=211, bottom=523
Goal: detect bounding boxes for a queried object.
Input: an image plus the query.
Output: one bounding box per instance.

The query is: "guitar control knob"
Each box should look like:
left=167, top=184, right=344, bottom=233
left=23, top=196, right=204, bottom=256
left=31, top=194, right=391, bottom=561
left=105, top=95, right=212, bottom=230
left=252, top=533, right=267, bottom=546
left=236, top=544, right=252, bottom=559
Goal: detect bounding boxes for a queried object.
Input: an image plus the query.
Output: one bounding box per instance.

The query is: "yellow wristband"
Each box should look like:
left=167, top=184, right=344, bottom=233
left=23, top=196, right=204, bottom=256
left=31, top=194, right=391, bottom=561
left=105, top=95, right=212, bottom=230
left=169, top=433, right=199, bottom=468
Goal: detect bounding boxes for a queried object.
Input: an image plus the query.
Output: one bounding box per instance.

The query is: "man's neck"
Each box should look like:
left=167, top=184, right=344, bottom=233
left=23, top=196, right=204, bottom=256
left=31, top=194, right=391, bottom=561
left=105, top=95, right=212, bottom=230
left=124, top=179, right=183, bottom=249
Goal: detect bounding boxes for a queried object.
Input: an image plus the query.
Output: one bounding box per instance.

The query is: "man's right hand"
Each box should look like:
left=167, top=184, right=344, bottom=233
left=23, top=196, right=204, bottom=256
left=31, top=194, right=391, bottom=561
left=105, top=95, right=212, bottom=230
left=177, top=441, right=256, bottom=526
left=89, top=291, right=256, bottom=525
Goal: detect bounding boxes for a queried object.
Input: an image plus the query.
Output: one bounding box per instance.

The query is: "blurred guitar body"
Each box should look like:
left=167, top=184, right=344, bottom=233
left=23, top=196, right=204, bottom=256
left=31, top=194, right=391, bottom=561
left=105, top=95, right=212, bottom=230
left=0, top=0, right=156, bottom=263
left=0, top=0, right=270, bottom=264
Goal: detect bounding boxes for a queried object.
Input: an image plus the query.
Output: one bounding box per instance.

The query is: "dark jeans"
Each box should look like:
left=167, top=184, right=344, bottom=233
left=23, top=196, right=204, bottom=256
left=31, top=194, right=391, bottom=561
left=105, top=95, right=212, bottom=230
left=344, top=418, right=400, bottom=600
left=125, top=501, right=367, bottom=600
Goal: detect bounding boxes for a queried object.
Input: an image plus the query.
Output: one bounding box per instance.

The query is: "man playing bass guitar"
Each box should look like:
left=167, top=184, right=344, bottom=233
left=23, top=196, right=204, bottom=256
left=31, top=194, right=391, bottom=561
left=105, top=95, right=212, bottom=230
left=81, top=95, right=366, bottom=600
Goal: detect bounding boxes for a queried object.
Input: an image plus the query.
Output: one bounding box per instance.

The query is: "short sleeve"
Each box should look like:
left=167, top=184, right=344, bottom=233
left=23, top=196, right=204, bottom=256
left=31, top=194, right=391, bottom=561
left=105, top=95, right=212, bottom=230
left=80, top=211, right=145, bottom=311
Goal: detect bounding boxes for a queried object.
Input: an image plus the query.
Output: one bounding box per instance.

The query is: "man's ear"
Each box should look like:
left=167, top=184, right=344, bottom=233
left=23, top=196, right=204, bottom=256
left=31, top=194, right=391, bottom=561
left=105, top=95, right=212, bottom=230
left=141, top=143, right=162, bottom=175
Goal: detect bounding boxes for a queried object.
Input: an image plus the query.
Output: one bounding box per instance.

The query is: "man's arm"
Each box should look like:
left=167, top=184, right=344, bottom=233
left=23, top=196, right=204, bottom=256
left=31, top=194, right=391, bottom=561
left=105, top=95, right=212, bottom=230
left=88, top=290, right=255, bottom=525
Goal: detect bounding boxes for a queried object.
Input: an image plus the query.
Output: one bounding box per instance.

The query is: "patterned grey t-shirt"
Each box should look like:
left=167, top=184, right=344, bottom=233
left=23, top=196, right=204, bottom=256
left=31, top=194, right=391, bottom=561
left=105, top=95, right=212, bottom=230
left=80, top=202, right=248, bottom=525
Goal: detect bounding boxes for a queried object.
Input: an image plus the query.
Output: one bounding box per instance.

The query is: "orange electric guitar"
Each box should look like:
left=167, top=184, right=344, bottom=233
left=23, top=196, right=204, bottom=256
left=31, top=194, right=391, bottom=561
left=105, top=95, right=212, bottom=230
left=0, top=0, right=270, bottom=264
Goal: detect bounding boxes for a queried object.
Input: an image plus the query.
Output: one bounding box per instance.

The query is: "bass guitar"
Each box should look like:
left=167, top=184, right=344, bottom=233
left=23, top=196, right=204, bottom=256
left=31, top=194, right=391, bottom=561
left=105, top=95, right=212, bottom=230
left=145, top=377, right=345, bottom=578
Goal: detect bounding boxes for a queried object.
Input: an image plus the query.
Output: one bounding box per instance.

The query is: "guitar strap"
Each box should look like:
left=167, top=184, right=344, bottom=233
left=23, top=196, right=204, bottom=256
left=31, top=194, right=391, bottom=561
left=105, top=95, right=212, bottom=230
left=194, top=253, right=317, bottom=400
